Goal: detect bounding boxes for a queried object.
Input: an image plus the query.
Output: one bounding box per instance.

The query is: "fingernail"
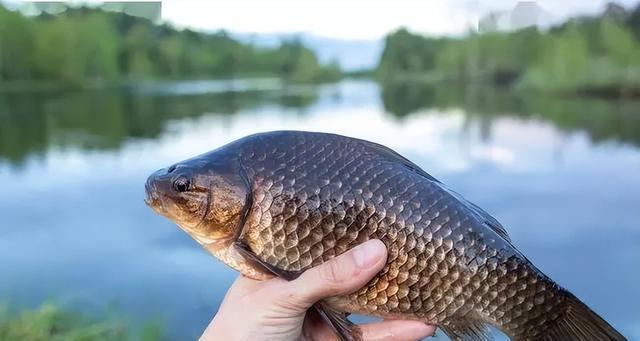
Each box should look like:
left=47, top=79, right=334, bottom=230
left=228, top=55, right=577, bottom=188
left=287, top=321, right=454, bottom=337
left=353, top=240, right=385, bottom=268
left=416, top=323, right=437, bottom=338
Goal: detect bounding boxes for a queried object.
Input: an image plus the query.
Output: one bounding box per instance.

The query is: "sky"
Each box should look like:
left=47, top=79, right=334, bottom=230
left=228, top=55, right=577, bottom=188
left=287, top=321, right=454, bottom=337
left=159, top=0, right=640, bottom=40
left=7, top=0, right=639, bottom=40
left=6, top=0, right=638, bottom=69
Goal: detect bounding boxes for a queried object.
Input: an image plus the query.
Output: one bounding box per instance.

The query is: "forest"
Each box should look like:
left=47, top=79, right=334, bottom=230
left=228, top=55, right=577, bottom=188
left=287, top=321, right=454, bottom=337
left=2, top=2, right=640, bottom=96
left=377, top=3, right=640, bottom=96
left=0, top=4, right=341, bottom=85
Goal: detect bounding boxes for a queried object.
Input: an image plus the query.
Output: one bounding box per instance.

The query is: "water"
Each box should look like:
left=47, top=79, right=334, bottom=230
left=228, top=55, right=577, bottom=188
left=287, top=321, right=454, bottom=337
left=0, top=80, right=639, bottom=340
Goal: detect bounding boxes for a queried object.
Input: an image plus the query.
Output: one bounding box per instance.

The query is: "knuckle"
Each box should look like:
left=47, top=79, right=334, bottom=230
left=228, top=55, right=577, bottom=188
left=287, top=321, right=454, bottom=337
left=318, top=258, right=348, bottom=285
left=271, top=291, right=303, bottom=311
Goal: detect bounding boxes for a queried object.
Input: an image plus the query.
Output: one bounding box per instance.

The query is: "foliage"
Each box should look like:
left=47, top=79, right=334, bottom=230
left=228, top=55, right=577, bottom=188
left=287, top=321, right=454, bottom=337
left=377, top=28, right=449, bottom=81
left=0, top=4, right=341, bottom=84
left=0, top=304, right=162, bottom=341
left=0, top=5, right=36, bottom=80
left=377, top=3, right=640, bottom=96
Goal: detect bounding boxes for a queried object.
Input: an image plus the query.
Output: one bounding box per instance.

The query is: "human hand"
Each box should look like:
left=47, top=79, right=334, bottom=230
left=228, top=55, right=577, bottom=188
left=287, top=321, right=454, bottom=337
left=200, top=239, right=436, bottom=341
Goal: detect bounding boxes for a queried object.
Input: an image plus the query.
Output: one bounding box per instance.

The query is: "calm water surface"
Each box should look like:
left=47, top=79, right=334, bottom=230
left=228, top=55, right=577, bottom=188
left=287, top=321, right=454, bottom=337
left=0, top=80, right=639, bottom=340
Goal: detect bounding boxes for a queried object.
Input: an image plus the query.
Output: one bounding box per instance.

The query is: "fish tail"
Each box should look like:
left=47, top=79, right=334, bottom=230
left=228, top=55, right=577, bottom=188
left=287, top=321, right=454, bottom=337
left=537, top=290, right=626, bottom=341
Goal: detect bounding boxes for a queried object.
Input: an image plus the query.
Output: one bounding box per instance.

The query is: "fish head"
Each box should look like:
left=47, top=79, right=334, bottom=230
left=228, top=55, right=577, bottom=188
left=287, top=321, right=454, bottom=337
left=144, top=152, right=250, bottom=246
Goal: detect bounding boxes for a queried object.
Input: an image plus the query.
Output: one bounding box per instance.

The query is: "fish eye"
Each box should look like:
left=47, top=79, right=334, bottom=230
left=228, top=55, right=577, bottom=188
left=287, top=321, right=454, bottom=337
left=173, top=177, right=190, bottom=193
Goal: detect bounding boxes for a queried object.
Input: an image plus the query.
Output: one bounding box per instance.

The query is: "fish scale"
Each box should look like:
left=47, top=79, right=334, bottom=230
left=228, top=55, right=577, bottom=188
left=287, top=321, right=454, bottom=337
left=237, top=133, right=546, bottom=333
left=145, top=130, right=627, bottom=341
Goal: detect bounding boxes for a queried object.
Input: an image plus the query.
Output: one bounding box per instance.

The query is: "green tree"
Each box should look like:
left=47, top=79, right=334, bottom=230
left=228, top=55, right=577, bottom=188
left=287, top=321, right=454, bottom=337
left=377, top=28, right=447, bottom=81
left=34, top=17, right=84, bottom=82
left=0, top=5, right=35, bottom=80
left=0, top=3, right=341, bottom=84
left=600, top=17, right=640, bottom=67
left=33, top=13, right=119, bottom=83
left=521, top=25, right=590, bottom=91
left=122, top=23, right=155, bottom=77
left=77, top=13, right=120, bottom=80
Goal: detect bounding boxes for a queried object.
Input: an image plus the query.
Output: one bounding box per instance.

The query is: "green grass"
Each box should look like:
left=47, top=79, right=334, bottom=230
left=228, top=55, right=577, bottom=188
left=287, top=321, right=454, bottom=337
left=0, top=304, right=163, bottom=341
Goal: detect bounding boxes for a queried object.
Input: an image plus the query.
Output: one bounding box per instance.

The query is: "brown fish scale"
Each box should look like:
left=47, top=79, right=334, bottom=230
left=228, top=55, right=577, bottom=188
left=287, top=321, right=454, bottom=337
left=229, top=132, right=591, bottom=339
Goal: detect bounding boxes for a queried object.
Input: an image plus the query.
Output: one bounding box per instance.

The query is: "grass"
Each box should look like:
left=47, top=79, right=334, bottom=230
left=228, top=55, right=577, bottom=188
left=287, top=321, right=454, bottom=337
left=0, top=304, right=163, bottom=341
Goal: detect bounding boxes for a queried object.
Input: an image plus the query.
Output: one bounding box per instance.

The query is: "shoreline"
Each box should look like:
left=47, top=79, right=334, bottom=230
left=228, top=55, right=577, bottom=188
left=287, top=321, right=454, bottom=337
left=2, top=77, right=640, bottom=101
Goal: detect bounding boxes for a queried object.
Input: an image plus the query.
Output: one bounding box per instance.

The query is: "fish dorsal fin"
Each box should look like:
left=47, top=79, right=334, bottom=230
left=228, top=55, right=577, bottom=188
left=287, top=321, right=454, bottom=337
left=466, top=201, right=511, bottom=243
left=483, top=220, right=511, bottom=243
left=361, top=139, right=441, bottom=183
left=440, top=320, right=493, bottom=341
left=364, top=139, right=513, bottom=243
left=439, top=185, right=512, bottom=243
left=398, top=159, right=512, bottom=243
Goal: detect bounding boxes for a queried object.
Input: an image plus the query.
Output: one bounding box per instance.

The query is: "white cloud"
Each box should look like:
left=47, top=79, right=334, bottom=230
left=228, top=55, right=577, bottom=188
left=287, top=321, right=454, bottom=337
left=161, top=0, right=476, bottom=40
left=160, top=0, right=639, bottom=40
left=5, top=0, right=638, bottom=40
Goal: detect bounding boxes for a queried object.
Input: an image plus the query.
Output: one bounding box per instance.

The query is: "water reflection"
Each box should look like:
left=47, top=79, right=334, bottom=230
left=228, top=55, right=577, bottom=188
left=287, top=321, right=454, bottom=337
left=0, top=80, right=638, bottom=340
left=3, top=80, right=640, bottom=167
left=381, top=81, right=640, bottom=147
left=0, top=80, right=319, bottom=166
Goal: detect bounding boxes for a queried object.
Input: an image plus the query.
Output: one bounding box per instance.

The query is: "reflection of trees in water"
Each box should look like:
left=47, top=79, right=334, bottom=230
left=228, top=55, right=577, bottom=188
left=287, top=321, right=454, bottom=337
left=3, top=80, right=639, bottom=167
left=381, top=81, right=640, bottom=148
left=0, top=87, right=318, bottom=166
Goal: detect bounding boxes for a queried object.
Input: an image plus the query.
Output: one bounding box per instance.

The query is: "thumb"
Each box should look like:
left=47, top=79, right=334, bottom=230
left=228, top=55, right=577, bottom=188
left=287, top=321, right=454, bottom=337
left=279, top=239, right=388, bottom=310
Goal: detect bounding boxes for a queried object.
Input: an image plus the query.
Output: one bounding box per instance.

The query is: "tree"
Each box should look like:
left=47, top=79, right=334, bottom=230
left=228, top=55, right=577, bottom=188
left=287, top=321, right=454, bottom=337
left=122, top=23, right=155, bottom=77
left=0, top=5, right=35, bottom=80
left=600, top=17, right=640, bottom=67
left=0, top=4, right=341, bottom=83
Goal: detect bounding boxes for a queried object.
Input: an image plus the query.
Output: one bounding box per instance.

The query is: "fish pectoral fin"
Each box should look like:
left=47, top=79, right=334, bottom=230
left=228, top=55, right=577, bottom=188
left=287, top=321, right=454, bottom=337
left=314, top=301, right=362, bottom=341
left=232, top=241, right=301, bottom=280
left=440, top=319, right=492, bottom=341
left=233, top=241, right=361, bottom=341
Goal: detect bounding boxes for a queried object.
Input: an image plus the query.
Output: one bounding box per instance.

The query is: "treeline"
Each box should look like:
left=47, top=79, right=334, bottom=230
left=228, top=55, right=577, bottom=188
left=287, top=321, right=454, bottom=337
left=377, top=3, right=640, bottom=96
left=0, top=4, right=341, bottom=84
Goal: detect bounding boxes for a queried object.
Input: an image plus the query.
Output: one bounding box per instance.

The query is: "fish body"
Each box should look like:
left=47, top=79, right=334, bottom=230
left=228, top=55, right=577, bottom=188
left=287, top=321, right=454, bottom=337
left=145, top=131, right=626, bottom=341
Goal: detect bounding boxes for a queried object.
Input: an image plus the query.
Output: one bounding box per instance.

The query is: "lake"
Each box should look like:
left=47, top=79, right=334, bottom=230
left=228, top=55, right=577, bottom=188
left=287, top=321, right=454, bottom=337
left=0, top=79, right=638, bottom=340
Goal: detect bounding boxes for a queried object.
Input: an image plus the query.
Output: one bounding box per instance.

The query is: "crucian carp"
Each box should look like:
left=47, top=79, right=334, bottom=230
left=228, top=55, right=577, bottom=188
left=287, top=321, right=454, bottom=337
left=145, top=131, right=626, bottom=341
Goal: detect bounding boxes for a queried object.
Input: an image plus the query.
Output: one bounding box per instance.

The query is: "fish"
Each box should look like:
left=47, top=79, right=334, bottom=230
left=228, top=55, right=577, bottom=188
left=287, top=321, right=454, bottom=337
left=144, top=130, right=626, bottom=341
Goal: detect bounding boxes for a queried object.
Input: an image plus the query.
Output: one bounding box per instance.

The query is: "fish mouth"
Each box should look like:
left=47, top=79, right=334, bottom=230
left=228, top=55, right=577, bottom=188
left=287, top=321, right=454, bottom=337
left=144, top=175, right=164, bottom=211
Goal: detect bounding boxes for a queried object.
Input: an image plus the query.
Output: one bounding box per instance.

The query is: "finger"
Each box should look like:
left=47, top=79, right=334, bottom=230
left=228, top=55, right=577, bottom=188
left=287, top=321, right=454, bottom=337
left=359, top=320, right=436, bottom=341
left=305, top=318, right=436, bottom=341
left=282, top=239, right=387, bottom=308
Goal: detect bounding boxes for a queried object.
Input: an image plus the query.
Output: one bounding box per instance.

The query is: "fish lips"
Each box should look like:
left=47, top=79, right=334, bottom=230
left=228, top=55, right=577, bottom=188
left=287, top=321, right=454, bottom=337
left=144, top=168, right=172, bottom=214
